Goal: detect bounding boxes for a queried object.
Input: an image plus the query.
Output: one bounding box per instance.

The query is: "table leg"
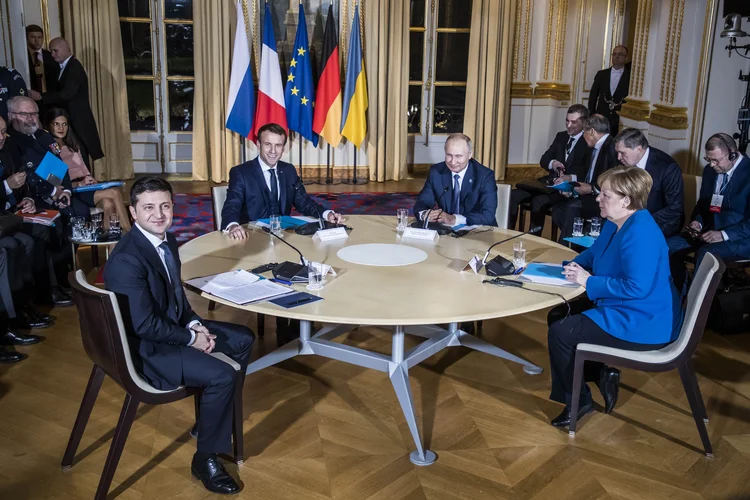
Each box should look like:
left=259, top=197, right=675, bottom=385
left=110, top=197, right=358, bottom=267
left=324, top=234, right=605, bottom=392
left=389, top=326, right=436, bottom=466
left=71, top=242, right=77, bottom=269
left=245, top=320, right=309, bottom=375
left=455, top=322, right=543, bottom=375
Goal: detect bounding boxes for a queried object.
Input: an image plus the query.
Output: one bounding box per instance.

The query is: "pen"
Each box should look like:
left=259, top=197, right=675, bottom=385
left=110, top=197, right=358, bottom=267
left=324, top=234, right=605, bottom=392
left=513, top=266, right=525, bottom=275
left=271, top=278, right=293, bottom=285
left=287, top=297, right=314, bottom=306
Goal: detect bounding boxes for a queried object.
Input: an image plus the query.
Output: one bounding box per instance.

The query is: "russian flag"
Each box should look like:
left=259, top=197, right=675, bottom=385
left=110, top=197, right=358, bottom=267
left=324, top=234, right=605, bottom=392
left=252, top=2, right=288, bottom=140
left=225, top=0, right=255, bottom=138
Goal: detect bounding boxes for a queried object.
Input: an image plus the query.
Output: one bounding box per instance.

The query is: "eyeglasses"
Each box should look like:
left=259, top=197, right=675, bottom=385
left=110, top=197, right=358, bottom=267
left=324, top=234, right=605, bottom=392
left=704, top=152, right=729, bottom=166
left=10, top=111, right=39, bottom=118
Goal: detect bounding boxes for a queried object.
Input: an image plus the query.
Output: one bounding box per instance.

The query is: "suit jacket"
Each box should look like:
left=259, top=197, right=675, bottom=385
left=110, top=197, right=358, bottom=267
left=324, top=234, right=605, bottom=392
left=0, top=149, right=24, bottom=210
left=582, top=134, right=618, bottom=188
left=0, top=66, right=28, bottom=122
left=539, top=131, right=593, bottom=179
left=692, top=156, right=750, bottom=256
left=588, top=67, right=630, bottom=129
left=573, top=209, right=682, bottom=344
left=104, top=226, right=201, bottom=390
left=3, top=129, right=72, bottom=204
left=26, top=49, right=58, bottom=93
left=221, top=157, right=327, bottom=229
left=41, top=57, right=104, bottom=161
left=413, top=159, right=498, bottom=226
left=642, top=147, right=684, bottom=238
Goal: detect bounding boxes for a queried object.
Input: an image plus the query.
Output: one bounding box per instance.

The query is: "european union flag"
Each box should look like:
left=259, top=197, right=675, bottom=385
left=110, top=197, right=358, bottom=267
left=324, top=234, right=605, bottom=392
left=285, top=3, right=318, bottom=147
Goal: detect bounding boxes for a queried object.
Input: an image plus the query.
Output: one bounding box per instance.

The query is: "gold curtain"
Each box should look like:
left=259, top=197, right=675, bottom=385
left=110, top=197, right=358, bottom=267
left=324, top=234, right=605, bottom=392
left=61, top=0, right=133, bottom=180
left=464, top=0, right=517, bottom=180
left=363, top=0, right=410, bottom=182
left=191, top=0, right=241, bottom=182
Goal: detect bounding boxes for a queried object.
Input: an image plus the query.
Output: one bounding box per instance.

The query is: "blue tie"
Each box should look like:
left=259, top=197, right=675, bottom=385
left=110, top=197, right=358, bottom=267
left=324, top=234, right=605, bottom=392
left=159, top=242, right=185, bottom=318
left=268, top=168, right=280, bottom=216
left=452, top=174, right=460, bottom=214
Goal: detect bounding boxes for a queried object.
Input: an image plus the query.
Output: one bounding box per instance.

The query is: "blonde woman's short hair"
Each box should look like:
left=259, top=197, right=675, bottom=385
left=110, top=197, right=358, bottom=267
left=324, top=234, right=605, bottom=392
left=597, top=165, right=652, bottom=211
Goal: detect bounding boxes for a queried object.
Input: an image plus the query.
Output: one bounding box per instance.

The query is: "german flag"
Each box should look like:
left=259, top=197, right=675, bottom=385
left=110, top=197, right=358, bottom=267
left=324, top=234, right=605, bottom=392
left=312, top=4, right=342, bottom=147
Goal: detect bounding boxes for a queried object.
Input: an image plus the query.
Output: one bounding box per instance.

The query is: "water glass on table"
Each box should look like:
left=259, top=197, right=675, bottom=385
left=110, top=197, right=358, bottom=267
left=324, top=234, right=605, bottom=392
left=307, top=262, right=324, bottom=291
left=589, top=217, right=602, bottom=238
left=91, top=212, right=104, bottom=231
left=269, top=215, right=282, bottom=236
left=109, top=214, right=121, bottom=238
left=70, top=216, right=86, bottom=241
left=513, top=241, right=526, bottom=270
left=396, top=208, right=408, bottom=233
left=572, top=217, right=584, bottom=237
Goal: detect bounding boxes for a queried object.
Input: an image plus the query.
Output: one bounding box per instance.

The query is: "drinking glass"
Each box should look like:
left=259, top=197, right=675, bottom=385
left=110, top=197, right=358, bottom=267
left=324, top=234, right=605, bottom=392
left=70, top=216, right=85, bottom=240
left=396, top=208, right=408, bottom=233
left=270, top=215, right=282, bottom=236
left=80, top=222, right=94, bottom=242
left=513, top=241, right=526, bottom=269
left=589, top=217, right=602, bottom=237
left=91, top=212, right=104, bottom=231
left=109, top=214, right=121, bottom=238
left=572, top=217, right=584, bottom=237
left=306, top=262, right=324, bottom=291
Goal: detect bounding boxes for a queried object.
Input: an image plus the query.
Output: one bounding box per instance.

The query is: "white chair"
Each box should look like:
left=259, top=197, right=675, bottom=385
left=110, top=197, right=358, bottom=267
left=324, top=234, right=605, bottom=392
left=63, top=270, right=244, bottom=500
left=212, top=185, right=228, bottom=231
left=568, top=253, right=725, bottom=456
left=496, top=183, right=511, bottom=229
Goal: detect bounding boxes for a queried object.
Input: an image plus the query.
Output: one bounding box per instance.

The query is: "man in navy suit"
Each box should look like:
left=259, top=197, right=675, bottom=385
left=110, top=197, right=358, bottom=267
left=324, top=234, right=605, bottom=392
left=613, top=128, right=684, bottom=238
left=221, top=122, right=343, bottom=240
left=105, top=177, right=254, bottom=494
left=667, top=133, right=750, bottom=291
left=413, top=133, right=498, bottom=227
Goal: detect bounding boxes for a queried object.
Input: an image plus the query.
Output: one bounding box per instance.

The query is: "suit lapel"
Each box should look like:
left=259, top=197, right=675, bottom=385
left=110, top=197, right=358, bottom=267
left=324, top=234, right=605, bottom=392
left=277, top=165, right=288, bottom=212
left=615, top=68, right=630, bottom=99
left=131, top=227, right=171, bottom=287
left=249, top=160, right=271, bottom=208
left=603, top=68, right=613, bottom=98
left=460, top=161, right=474, bottom=208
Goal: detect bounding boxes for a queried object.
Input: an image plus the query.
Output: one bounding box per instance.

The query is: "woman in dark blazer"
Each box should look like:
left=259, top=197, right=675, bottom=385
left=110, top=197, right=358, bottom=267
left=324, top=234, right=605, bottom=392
left=547, top=166, right=683, bottom=428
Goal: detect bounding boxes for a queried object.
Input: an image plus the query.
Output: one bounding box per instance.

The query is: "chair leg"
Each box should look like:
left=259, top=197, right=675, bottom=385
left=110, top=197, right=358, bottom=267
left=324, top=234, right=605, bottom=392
left=208, top=300, right=216, bottom=312
left=95, top=394, right=139, bottom=500
left=687, top=359, right=710, bottom=424
left=91, top=246, right=100, bottom=268
left=62, top=365, right=106, bottom=470
left=568, top=352, right=586, bottom=436
left=258, top=313, right=265, bottom=338
left=678, top=362, right=713, bottom=457
left=232, top=374, right=244, bottom=464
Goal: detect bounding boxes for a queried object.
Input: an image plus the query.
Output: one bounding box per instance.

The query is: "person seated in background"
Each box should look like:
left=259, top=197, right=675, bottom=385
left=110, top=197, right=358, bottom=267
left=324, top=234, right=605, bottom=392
left=414, top=133, right=498, bottom=227
left=508, top=104, right=592, bottom=230
left=44, top=107, right=131, bottom=231
left=105, top=177, right=254, bottom=494
left=221, top=122, right=344, bottom=239
left=547, top=166, right=682, bottom=428
left=666, top=133, right=750, bottom=293
left=613, top=128, right=684, bottom=238
left=550, top=114, right=618, bottom=240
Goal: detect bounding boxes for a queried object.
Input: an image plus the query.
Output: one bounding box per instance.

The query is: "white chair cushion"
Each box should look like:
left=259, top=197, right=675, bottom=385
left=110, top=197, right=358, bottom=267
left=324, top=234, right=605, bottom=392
left=212, top=185, right=228, bottom=230
left=496, top=184, right=511, bottom=230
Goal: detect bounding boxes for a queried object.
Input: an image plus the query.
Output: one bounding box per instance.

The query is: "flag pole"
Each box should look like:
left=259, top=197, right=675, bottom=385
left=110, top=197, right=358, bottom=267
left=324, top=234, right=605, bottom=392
left=298, top=134, right=303, bottom=181
left=352, top=147, right=358, bottom=184
left=326, top=144, right=332, bottom=184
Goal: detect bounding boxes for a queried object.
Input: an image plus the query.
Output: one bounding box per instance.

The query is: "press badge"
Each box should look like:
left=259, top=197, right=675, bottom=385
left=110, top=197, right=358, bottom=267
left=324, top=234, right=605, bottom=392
left=710, top=194, right=723, bottom=213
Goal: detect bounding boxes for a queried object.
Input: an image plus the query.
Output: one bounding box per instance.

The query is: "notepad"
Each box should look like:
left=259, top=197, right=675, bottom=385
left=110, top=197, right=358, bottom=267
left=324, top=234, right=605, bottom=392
left=35, top=152, right=69, bottom=186
left=549, top=181, right=575, bottom=193
left=517, top=262, right=578, bottom=287
left=72, top=181, right=125, bottom=193
left=255, top=215, right=318, bottom=229
left=563, top=235, right=596, bottom=248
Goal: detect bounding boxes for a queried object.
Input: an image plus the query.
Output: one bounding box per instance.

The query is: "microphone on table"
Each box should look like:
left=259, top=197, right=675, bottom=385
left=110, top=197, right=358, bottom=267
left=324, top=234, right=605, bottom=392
left=262, top=226, right=309, bottom=282
left=409, top=186, right=452, bottom=235
left=482, top=226, right=542, bottom=276
left=423, top=186, right=449, bottom=229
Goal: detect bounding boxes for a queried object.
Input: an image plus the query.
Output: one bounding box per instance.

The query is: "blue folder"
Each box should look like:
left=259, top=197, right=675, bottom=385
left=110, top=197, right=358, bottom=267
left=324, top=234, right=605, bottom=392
left=257, top=215, right=311, bottom=229
left=563, top=235, right=596, bottom=248
left=72, top=181, right=125, bottom=193
left=269, top=291, right=323, bottom=308
left=522, top=262, right=566, bottom=278
left=35, top=152, right=69, bottom=186
left=549, top=181, right=575, bottom=193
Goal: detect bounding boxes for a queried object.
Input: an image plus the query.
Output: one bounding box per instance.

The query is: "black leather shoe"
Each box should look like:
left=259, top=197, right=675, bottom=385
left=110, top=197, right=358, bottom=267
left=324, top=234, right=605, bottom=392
left=550, top=402, right=594, bottom=428
left=0, top=347, right=27, bottom=364
left=1, top=330, right=45, bottom=346
left=51, top=287, right=74, bottom=307
left=10, top=313, right=53, bottom=330
left=598, top=366, right=621, bottom=414
left=23, top=305, right=56, bottom=324
left=191, top=454, right=241, bottom=494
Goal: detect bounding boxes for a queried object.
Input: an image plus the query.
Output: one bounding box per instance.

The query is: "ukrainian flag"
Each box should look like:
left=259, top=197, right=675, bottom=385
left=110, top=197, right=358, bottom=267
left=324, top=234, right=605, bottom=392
left=340, top=3, right=368, bottom=148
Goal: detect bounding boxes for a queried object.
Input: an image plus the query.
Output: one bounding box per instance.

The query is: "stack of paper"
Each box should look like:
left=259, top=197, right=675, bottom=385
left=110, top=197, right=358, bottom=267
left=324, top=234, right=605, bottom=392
left=517, top=262, right=578, bottom=287
left=16, top=209, right=60, bottom=226
left=255, top=215, right=318, bottom=229
left=185, top=270, right=294, bottom=305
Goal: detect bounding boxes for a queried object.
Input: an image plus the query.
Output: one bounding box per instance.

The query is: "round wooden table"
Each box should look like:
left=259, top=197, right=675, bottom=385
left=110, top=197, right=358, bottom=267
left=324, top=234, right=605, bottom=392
left=179, top=215, right=582, bottom=465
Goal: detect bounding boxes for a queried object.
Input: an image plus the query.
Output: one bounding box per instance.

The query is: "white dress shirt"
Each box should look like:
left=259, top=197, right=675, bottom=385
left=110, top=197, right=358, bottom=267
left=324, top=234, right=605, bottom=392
left=634, top=147, right=650, bottom=170
left=58, top=55, right=72, bottom=80
left=610, top=67, right=625, bottom=96
left=420, top=164, right=469, bottom=226
left=571, top=133, right=609, bottom=183
left=548, top=131, right=583, bottom=170
left=134, top=223, right=200, bottom=345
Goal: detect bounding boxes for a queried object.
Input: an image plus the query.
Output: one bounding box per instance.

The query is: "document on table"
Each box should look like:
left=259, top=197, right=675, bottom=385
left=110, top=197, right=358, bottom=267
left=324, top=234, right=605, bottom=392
left=254, top=215, right=318, bottom=229
left=185, top=270, right=294, bottom=304
left=517, top=262, right=578, bottom=287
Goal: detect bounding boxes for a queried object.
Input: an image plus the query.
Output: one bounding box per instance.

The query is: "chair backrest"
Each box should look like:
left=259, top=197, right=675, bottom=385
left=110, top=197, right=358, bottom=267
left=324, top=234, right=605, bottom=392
left=657, top=253, right=725, bottom=364
left=496, top=183, right=511, bottom=230
left=69, top=270, right=176, bottom=396
left=212, top=185, right=228, bottom=230
left=683, top=174, right=702, bottom=218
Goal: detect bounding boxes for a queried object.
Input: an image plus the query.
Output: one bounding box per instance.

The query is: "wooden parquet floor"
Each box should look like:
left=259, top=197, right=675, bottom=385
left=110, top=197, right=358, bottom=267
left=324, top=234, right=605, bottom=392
left=2, top=289, right=750, bottom=499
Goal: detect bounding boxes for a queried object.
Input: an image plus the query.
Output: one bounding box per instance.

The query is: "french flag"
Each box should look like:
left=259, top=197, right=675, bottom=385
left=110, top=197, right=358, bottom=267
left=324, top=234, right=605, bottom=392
left=251, top=2, right=287, bottom=140
left=225, top=0, right=255, bottom=138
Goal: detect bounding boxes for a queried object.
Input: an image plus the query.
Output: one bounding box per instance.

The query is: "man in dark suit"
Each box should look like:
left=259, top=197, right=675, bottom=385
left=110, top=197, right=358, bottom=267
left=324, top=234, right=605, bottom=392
left=221, top=122, right=344, bottom=239
left=613, top=128, right=684, bottom=238
left=509, top=104, right=592, bottom=230
left=0, top=66, right=28, bottom=122
left=550, top=114, right=619, bottom=240
left=667, top=134, right=750, bottom=292
left=29, top=37, right=104, bottom=166
left=25, top=25, right=58, bottom=96
left=105, top=177, right=254, bottom=494
left=588, top=45, right=630, bottom=134
left=414, top=133, right=498, bottom=227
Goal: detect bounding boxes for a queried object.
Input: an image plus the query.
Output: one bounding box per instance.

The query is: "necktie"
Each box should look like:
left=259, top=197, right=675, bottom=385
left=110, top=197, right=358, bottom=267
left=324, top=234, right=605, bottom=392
left=268, top=168, right=280, bottom=216
left=585, top=148, right=599, bottom=184
left=159, top=242, right=185, bottom=317
left=718, top=173, right=728, bottom=194
left=565, top=136, right=574, bottom=159
left=452, top=174, right=461, bottom=214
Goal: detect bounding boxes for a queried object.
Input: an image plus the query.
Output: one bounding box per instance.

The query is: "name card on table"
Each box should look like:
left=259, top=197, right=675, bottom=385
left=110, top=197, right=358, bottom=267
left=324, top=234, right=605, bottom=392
left=461, top=255, right=485, bottom=274
left=402, top=227, right=438, bottom=241
left=314, top=226, right=349, bottom=241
